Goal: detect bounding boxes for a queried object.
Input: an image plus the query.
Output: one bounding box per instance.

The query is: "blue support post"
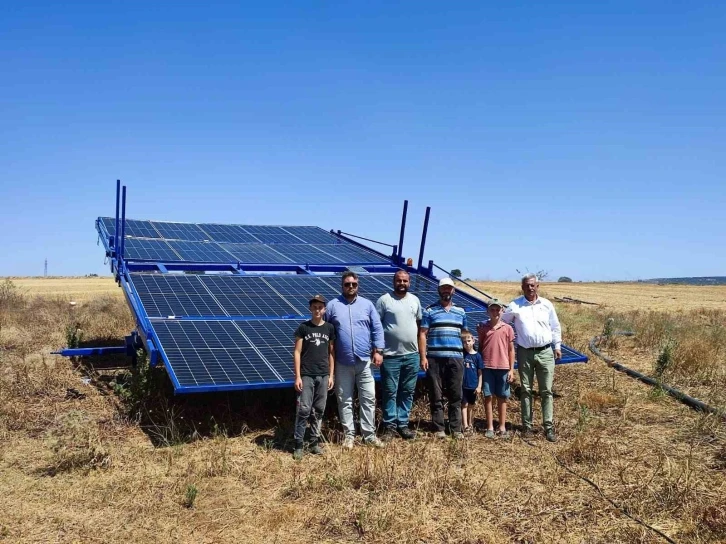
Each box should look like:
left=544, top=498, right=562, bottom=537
left=120, top=185, right=127, bottom=273
left=114, top=179, right=120, bottom=252
left=398, top=199, right=408, bottom=262
left=417, top=206, right=431, bottom=271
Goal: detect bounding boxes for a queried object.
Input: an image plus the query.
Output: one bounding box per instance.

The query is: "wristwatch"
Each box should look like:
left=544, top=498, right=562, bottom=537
left=373, top=348, right=384, bottom=355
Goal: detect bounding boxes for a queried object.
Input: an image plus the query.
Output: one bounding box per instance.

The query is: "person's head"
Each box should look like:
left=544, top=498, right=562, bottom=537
left=521, top=273, right=539, bottom=302
left=461, top=331, right=475, bottom=353
left=309, top=294, right=326, bottom=320
left=487, top=298, right=505, bottom=321
left=341, top=271, right=359, bottom=300
left=438, top=277, right=455, bottom=303
left=393, top=270, right=410, bottom=296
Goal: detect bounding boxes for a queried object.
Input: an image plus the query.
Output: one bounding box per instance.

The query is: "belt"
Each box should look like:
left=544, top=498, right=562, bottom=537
left=517, top=344, right=551, bottom=351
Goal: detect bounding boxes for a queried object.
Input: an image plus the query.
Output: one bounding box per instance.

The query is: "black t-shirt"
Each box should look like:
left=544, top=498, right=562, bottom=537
left=295, top=320, right=336, bottom=377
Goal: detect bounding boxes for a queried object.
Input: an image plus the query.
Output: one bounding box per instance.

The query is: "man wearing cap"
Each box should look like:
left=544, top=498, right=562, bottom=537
left=325, top=271, right=386, bottom=449
left=418, top=277, right=468, bottom=439
left=375, top=270, right=422, bottom=441
left=501, top=273, right=562, bottom=442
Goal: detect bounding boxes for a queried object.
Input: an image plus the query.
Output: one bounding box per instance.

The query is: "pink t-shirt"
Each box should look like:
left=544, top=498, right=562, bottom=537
left=479, top=321, right=515, bottom=370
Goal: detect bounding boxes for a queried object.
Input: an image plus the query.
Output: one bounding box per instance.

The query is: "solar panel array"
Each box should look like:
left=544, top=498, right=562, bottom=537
left=98, top=214, right=587, bottom=393
left=99, top=218, right=386, bottom=265
left=127, top=272, right=587, bottom=392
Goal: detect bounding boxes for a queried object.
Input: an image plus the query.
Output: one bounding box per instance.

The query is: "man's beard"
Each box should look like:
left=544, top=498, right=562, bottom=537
left=395, top=286, right=408, bottom=295
left=440, top=293, right=452, bottom=302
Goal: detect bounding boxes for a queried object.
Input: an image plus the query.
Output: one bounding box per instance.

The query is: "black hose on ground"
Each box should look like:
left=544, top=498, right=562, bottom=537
left=589, top=331, right=724, bottom=418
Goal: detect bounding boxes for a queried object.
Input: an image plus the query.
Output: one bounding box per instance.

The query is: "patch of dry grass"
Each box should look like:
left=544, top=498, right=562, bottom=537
left=0, top=278, right=725, bottom=543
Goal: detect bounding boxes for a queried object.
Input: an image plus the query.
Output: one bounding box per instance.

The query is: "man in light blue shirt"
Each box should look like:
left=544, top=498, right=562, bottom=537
left=326, top=271, right=385, bottom=449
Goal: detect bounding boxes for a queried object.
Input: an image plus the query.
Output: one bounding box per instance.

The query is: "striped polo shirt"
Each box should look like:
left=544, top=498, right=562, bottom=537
left=421, top=302, right=468, bottom=359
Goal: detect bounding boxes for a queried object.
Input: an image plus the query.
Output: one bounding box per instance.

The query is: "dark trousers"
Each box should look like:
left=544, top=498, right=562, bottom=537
left=427, top=357, right=464, bottom=433
left=294, top=375, right=328, bottom=446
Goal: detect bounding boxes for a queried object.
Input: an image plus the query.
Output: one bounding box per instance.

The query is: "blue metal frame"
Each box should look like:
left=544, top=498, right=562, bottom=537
left=87, top=184, right=588, bottom=394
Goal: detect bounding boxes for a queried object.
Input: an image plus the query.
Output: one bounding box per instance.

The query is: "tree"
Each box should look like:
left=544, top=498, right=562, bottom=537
left=558, top=276, right=573, bottom=283
left=451, top=269, right=462, bottom=278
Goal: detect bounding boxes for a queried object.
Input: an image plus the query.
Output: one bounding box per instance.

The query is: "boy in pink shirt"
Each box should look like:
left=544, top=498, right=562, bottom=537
left=477, top=299, right=515, bottom=438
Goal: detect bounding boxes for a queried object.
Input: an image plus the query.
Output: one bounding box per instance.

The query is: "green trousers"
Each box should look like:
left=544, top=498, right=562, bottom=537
left=516, top=345, right=555, bottom=431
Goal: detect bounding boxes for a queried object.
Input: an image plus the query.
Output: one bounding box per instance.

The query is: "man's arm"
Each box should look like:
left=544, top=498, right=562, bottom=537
left=418, top=328, right=429, bottom=371
left=369, top=302, right=385, bottom=367
left=327, top=342, right=335, bottom=390
left=549, top=301, right=562, bottom=359
left=293, top=337, right=303, bottom=392
left=501, top=301, right=516, bottom=325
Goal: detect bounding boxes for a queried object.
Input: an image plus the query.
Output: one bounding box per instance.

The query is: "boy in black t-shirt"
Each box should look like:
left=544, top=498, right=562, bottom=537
left=292, top=294, right=336, bottom=460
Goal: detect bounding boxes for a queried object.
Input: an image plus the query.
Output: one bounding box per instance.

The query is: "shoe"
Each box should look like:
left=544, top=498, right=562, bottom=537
left=545, top=429, right=557, bottom=443
left=452, top=432, right=465, bottom=440
left=292, top=448, right=304, bottom=461
left=342, top=436, right=355, bottom=450
left=434, top=431, right=447, bottom=439
left=398, top=427, right=416, bottom=440
left=521, top=428, right=534, bottom=439
left=484, top=429, right=495, bottom=439
left=309, top=442, right=324, bottom=455
left=498, top=430, right=510, bottom=439
left=364, top=436, right=385, bottom=448
left=463, top=425, right=474, bottom=435
left=381, top=428, right=398, bottom=442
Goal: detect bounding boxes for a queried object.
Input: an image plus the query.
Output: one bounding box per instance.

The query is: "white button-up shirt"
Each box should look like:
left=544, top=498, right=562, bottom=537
left=501, top=295, right=561, bottom=350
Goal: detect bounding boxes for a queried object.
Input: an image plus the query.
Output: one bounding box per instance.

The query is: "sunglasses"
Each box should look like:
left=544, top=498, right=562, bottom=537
left=343, top=282, right=358, bottom=287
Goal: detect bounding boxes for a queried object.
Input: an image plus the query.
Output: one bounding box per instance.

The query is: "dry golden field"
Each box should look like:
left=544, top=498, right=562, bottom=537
left=1, top=277, right=725, bottom=543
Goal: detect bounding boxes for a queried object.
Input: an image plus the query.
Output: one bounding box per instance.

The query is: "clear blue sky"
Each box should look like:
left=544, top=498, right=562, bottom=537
left=1, top=2, right=724, bottom=281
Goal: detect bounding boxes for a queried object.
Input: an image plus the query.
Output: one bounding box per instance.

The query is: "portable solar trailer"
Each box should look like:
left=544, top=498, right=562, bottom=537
left=55, top=181, right=588, bottom=393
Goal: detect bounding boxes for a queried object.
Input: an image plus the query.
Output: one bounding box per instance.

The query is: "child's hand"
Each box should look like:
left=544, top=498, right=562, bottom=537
left=328, top=375, right=334, bottom=391
left=475, top=387, right=481, bottom=395
left=507, top=370, right=514, bottom=383
left=294, top=377, right=303, bottom=392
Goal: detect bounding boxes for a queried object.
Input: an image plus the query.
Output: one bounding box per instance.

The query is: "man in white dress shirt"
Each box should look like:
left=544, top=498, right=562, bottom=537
left=502, top=274, right=562, bottom=442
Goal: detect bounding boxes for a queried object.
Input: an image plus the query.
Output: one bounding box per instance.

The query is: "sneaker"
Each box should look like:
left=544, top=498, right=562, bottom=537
left=364, top=436, right=385, bottom=448
left=521, top=428, right=534, bottom=439
left=463, top=425, right=474, bottom=435
left=452, top=432, right=465, bottom=440
left=498, top=430, right=510, bottom=439
left=545, top=429, right=557, bottom=443
left=484, top=429, right=495, bottom=439
left=309, top=442, right=324, bottom=455
left=381, top=428, right=398, bottom=442
left=342, top=436, right=355, bottom=450
left=434, top=431, right=447, bottom=439
left=292, top=448, right=304, bottom=461
left=398, top=427, right=416, bottom=440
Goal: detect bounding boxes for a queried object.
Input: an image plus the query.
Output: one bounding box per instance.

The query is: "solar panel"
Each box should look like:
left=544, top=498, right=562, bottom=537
left=236, top=320, right=301, bottom=382
left=123, top=238, right=180, bottom=261
left=199, top=224, right=262, bottom=244
left=312, top=243, right=390, bottom=264
left=221, top=243, right=294, bottom=264
left=283, top=227, right=341, bottom=245
left=152, top=320, right=283, bottom=389
left=166, top=240, right=238, bottom=263
left=101, top=218, right=162, bottom=239
left=131, top=274, right=226, bottom=317
left=199, top=275, right=303, bottom=317
left=241, top=226, right=306, bottom=244
left=152, top=221, right=210, bottom=241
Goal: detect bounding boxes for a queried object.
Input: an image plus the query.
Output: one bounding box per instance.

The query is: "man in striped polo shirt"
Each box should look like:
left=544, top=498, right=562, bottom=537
left=418, top=277, right=468, bottom=439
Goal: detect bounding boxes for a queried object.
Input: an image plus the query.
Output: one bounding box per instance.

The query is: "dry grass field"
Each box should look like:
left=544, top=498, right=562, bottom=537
left=1, top=277, right=725, bottom=543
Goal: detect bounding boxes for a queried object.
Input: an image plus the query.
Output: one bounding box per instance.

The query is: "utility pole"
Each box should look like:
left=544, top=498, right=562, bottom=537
left=44, top=258, right=48, bottom=277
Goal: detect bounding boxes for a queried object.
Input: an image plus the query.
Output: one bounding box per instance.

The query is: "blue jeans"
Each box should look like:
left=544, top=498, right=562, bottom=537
left=335, top=358, right=376, bottom=440
left=381, top=353, right=420, bottom=430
